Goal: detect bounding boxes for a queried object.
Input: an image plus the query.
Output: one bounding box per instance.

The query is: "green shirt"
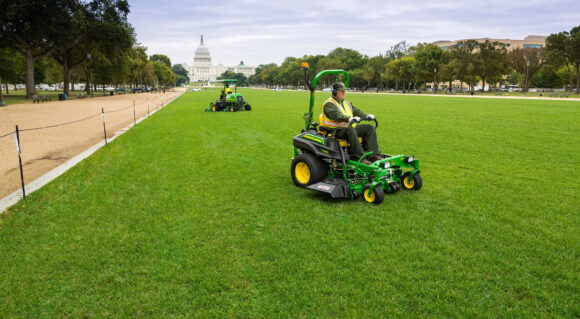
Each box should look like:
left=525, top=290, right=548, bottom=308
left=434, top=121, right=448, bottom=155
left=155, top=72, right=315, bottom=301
left=323, top=96, right=367, bottom=122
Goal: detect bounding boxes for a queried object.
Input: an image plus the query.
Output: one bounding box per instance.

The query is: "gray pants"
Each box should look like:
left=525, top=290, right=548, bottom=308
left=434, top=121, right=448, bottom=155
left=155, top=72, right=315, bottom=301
left=335, top=124, right=380, bottom=159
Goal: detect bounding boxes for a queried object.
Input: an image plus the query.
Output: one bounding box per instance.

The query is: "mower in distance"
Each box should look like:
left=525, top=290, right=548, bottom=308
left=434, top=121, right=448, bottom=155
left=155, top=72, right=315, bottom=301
left=206, top=79, right=251, bottom=112
left=290, top=63, right=422, bottom=205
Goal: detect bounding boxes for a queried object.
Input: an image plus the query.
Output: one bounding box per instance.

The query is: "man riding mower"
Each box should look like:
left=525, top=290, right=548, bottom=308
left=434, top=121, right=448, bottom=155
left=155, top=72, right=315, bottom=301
left=290, top=63, right=422, bottom=204
left=206, top=79, right=251, bottom=112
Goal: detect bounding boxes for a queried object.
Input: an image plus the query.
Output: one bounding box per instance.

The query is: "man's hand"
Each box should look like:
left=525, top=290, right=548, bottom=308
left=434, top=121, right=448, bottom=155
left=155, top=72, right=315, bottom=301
left=366, top=114, right=375, bottom=120
left=349, top=116, right=361, bottom=124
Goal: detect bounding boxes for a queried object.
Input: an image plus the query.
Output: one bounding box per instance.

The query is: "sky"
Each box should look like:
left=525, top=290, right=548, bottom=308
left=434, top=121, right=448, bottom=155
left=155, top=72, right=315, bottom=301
left=128, top=0, right=580, bottom=67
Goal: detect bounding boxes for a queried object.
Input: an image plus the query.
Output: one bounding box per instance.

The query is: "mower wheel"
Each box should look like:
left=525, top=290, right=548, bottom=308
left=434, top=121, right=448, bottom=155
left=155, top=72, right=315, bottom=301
left=402, top=172, right=422, bottom=190
left=230, top=107, right=235, bottom=112
left=362, top=185, right=384, bottom=205
left=291, top=153, right=327, bottom=187
left=211, top=105, right=216, bottom=112
left=245, top=104, right=251, bottom=111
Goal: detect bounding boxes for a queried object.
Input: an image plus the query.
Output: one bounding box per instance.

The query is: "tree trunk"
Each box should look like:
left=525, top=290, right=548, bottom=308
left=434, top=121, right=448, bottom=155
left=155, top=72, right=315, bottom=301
left=25, top=48, right=35, bottom=99
left=576, top=63, right=580, bottom=94
left=0, top=73, right=4, bottom=104
left=482, top=76, right=486, bottom=92
left=565, top=63, right=572, bottom=92
left=449, top=80, right=452, bottom=92
left=5, top=81, right=9, bottom=94
left=63, top=54, right=71, bottom=96
left=395, top=80, right=399, bottom=90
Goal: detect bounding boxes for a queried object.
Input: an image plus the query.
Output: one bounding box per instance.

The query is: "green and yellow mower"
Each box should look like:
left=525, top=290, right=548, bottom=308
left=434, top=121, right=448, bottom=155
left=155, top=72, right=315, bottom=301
left=291, top=63, right=422, bottom=204
left=206, top=79, right=251, bottom=112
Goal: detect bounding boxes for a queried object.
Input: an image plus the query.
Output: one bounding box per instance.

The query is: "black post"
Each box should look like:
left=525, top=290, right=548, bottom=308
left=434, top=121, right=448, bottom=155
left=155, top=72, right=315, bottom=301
left=101, top=108, right=107, bottom=145
left=133, top=100, right=136, bottom=126
left=15, top=125, right=26, bottom=199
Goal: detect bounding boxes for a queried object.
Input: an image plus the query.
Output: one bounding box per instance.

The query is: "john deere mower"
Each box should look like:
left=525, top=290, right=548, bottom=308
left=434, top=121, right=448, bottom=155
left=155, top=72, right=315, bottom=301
left=290, top=63, right=422, bottom=204
left=206, top=79, right=251, bottom=112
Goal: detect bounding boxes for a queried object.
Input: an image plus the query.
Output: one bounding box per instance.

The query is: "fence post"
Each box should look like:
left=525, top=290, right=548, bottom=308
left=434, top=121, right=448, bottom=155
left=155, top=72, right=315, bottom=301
left=101, top=108, right=108, bottom=145
left=147, top=98, right=150, bottom=117
left=133, top=100, right=136, bottom=126
left=14, top=125, right=26, bottom=199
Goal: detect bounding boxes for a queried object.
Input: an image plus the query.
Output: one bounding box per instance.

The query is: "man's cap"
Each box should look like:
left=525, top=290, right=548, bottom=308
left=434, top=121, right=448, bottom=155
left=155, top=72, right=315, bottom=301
left=332, top=82, right=347, bottom=92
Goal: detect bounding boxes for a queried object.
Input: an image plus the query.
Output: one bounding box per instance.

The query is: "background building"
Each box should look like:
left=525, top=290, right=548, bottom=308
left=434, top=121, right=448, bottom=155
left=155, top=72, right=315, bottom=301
left=186, top=35, right=256, bottom=83
left=433, top=35, right=547, bottom=51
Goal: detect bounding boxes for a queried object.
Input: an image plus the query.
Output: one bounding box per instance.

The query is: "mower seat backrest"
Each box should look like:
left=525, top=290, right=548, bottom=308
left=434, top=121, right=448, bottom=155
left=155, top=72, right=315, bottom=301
left=319, top=129, right=362, bottom=148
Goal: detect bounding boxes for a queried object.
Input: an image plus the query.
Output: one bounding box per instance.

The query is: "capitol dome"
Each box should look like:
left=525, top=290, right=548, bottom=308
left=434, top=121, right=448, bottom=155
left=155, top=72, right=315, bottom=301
left=194, top=35, right=211, bottom=64
left=187, top=35, right=255, bottom=83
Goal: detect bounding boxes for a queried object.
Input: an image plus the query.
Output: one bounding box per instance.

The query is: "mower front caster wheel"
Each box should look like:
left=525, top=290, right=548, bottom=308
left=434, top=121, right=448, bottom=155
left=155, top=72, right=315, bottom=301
left=402, top=172, right=422, bottom=190
left=291, top=153, right=328, bottom=187
left=363, top=185, right=384, bottom=205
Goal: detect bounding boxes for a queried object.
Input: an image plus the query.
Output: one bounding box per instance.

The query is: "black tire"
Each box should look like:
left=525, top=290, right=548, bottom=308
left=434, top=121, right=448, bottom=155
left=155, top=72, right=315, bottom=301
left=362, top=185, right=384, bottom=204
left=244, top=104, right=251, bottom=111
left=402, top=172, right=422, bottom=190
left=291, top=153, right=328, bottom=187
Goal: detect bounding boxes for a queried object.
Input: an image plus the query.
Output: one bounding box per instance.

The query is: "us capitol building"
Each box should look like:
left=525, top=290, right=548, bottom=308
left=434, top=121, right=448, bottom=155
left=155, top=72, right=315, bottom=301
left=186, top=35, right=255, bottom=83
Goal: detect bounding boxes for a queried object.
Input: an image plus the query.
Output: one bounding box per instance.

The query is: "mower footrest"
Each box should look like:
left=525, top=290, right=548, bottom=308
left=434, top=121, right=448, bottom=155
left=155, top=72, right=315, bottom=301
left=307, top=180, right=349, bottom=198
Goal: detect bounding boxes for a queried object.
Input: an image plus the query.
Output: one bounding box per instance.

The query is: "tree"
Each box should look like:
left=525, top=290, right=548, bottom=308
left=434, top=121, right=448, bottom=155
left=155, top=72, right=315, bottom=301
left=386, top=41, right=409, bottom=61
left=570, top=26, right=580, bottom=93
left=362, top=63, right=374, bottom=88
left=545, top=31, right=574, bottom=91
left=327, top=47, right=366, bottom=70
left=0, top=47, right=25, bottom=98
left=411, top=43, right=444, bottom=92
left=0, top=0, right=83, bottom=98
left=52, top=0, right=132, bottom=96
left=150, top=54, right=171, bottom=68
left=367, top=55, right=389, bottom=89
left=152, top=61, right=175, bottom=87
left=530, top=65, right=565, bottom=88
left=385, top=57, right=416, bottom=91
left=448, top=40, right=482, bottom=93
left=172, top=64, right=189, bottom=85
left=507, top=47, right=544, bottom=92
left=478, top=40, right=507, bottom=91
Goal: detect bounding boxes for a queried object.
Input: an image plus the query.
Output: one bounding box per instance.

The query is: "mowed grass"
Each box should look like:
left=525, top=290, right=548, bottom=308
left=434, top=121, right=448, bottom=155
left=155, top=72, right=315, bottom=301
left=0, top=89, right=579, bottom=317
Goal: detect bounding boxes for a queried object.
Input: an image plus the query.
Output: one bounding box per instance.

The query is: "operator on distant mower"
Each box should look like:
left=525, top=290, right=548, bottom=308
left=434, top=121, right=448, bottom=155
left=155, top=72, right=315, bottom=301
left=320, top=82, right=382, bottom=165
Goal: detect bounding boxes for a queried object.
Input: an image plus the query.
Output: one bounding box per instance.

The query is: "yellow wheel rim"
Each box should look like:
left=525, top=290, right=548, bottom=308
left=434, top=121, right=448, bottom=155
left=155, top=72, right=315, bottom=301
left=230, top=107, right=234, bottom=112
left=403, top=176, right=415, bottom=189
left=212, top=106, right=216, bottom=111
left=364, top=189, right=375, bottom=202
left=295, top=162, right=310, bottom=184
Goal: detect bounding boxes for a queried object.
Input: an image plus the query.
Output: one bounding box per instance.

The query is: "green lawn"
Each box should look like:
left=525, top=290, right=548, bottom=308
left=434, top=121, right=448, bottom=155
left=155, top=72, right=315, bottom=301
left=1, top=89, right=579, bottom=317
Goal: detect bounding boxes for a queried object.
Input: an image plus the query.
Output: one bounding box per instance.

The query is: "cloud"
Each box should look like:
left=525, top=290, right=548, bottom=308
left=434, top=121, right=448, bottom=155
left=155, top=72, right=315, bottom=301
left=128, top=0, right=580, bottom=66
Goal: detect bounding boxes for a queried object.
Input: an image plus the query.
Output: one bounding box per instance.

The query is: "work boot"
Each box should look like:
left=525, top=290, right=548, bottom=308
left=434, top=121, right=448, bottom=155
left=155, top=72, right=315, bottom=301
left=368, top=154, right=384, bottom=162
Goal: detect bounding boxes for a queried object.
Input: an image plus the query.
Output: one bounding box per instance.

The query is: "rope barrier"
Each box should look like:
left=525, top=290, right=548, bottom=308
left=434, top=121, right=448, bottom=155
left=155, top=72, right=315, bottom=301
left=19, top=113, right=101, bottom=132
left=0, top=132, right=13, bottom=140
left=0, top=92, right=178, bottom=140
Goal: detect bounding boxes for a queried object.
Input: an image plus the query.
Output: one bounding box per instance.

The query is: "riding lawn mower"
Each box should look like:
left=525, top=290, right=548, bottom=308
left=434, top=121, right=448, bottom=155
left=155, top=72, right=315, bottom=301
left=206, top=79, right=251, bottom=112
left=290, top=63, right=422, bottom=204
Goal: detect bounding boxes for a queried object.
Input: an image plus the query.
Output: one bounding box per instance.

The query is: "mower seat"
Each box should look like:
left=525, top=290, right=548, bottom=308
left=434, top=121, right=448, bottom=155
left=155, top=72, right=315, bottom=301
left=318, top=128, right=362, bottom=147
